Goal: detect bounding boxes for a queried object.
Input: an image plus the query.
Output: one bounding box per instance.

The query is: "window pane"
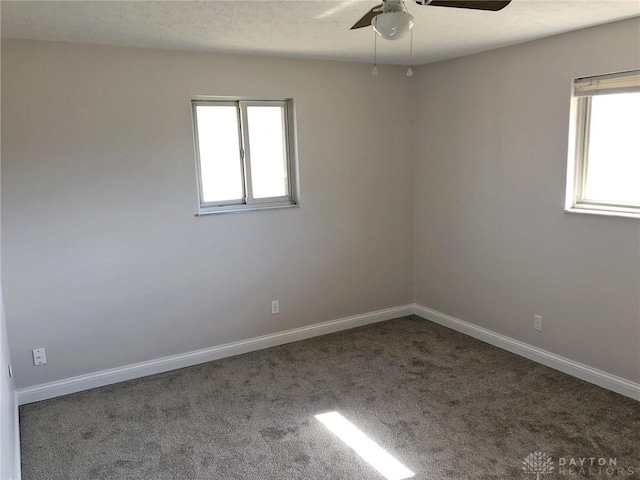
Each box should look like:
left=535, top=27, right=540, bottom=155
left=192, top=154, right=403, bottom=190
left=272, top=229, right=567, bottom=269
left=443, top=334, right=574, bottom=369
left=195, top=105, right=243, bottom=203
left=246, top=106, right=289, bottom=199
left=584, top=93, right=640, bottom=206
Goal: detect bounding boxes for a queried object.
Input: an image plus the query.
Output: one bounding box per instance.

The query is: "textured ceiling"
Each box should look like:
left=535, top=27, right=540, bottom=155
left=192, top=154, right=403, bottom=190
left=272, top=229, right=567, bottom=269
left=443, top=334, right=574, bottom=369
left=1, top=1, right=639, bottom=65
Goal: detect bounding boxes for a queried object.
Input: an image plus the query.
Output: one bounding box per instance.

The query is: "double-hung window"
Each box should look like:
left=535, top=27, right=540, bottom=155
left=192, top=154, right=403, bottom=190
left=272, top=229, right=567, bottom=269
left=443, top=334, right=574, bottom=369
left=566, top=70, right=640, bottom=218
left=192, top=99, right=298, bottom=214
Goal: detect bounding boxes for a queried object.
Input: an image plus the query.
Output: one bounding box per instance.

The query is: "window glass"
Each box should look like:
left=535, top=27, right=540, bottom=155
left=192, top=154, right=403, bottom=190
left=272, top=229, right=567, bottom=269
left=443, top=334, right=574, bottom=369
left=583, top=93, right=640, bottom=206
left=195, top=105, right=243, bottom=203
left=247, top=106, right=289, bottom=199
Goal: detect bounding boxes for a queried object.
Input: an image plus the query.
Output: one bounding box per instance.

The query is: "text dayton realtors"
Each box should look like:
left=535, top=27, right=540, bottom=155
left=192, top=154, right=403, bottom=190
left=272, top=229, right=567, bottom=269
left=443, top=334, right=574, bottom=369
left=557, top=457, right=634, bottom=476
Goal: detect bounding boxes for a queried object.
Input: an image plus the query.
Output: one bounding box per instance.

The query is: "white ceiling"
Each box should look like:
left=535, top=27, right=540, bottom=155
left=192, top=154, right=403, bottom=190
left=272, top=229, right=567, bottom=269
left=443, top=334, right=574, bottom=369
left=1, top=1, right=638, bottom=66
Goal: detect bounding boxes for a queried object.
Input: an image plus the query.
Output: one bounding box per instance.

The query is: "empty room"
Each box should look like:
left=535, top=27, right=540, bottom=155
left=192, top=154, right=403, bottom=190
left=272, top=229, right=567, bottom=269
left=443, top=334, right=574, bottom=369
left=1, top=1, right=639, bottom=479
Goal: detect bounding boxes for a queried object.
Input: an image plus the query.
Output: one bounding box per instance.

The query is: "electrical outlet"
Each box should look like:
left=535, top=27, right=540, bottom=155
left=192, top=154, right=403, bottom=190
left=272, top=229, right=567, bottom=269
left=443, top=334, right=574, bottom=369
left=271, top=300, right=280, bottom=315
left=32, top=347, right=47, bottom=366
left=534, top=315, right=543, bottom=332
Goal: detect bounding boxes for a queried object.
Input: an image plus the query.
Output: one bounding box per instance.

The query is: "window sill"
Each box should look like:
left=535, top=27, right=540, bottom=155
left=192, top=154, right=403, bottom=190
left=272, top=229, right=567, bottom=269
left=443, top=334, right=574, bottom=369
left=195, top=202, right=300, bottom=216
left=565, top=205, right=640, bottom=220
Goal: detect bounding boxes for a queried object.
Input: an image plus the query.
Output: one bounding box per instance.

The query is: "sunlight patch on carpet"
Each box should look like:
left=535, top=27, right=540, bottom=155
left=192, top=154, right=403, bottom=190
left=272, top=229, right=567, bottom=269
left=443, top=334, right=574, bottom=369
left=315, top=411, right=415, bottom=480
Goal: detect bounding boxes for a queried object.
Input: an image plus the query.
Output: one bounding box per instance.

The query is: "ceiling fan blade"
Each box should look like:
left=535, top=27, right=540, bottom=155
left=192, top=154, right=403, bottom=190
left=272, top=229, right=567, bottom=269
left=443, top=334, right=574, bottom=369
left=350, top=4, right=384, bottom=30
left=417, top=0, right=511, bottom=11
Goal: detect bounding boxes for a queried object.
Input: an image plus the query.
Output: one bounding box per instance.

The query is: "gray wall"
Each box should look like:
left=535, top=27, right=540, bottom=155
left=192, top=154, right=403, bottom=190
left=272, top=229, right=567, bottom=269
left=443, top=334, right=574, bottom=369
left=412, top=18, right=640, bottom=383
left=1, top=40, right=414, bottom=389
left=2, top=18, right=639, bottom=393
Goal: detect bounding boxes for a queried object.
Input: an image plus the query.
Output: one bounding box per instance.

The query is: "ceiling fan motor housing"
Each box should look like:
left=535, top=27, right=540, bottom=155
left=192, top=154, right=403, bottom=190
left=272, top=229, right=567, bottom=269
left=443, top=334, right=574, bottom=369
left=351, top=0, right=512, bottom=34
left=382, top=0, right=407, bottom=13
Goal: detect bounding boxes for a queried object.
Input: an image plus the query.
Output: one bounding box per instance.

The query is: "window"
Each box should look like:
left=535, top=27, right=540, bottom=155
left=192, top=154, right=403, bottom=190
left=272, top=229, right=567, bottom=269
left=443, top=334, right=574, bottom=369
left=566, top=70, right=640, bottom=218
left=192, top=99, right=298, bottom=214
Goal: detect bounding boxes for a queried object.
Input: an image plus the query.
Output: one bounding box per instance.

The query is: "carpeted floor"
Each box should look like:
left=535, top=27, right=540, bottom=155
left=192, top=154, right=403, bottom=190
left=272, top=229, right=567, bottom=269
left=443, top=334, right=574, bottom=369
left=20, top=316, right=639, bottom=479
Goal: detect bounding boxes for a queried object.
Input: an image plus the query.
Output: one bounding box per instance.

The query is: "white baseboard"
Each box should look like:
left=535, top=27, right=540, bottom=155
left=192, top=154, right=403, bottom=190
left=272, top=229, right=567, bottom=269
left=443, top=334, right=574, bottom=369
left=16, top=303, right=639, bottom=405
left=13, top=390, right=21, bottom=480
left=17, top=304, right=414, bottom=405
left=413, top=304, right=640, bottom=401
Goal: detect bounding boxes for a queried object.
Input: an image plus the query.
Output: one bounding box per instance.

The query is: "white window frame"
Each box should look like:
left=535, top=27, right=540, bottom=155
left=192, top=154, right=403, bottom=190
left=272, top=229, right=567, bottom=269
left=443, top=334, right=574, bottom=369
left=565, top=69, right=640, bottom=219
left=191, top=98, right=299, bottom=215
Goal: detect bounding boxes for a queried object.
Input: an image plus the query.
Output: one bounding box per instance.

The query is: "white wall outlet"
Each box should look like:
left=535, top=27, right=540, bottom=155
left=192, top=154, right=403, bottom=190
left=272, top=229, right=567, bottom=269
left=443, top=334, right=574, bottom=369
left=271, top=300, right=280, bottom=315
left=534, top=315, right=543, bottom=332
left=32, top=347, right=47, bottom=366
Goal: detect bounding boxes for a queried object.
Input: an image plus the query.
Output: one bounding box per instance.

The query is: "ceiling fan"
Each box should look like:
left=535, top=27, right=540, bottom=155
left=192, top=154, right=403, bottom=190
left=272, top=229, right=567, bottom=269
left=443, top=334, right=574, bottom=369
left=352, top=0, right=512, bottom=40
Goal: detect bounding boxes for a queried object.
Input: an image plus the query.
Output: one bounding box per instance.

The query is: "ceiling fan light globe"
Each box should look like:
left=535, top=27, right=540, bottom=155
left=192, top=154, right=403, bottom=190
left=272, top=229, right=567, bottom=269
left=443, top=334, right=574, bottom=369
left=372, top=12, right=414, bottom=40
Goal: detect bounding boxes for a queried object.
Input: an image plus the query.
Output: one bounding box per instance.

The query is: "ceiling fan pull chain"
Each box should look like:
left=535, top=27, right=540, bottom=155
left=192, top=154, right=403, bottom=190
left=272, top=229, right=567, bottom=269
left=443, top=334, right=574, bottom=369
left=372, top=29, right=379, bottom=76
left=407, top=29, right=414, bottom=77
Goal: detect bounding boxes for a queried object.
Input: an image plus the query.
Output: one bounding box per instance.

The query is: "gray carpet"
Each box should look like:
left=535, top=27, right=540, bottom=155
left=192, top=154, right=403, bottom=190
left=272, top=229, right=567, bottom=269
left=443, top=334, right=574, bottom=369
left=20, top=316, right=640, bottom=479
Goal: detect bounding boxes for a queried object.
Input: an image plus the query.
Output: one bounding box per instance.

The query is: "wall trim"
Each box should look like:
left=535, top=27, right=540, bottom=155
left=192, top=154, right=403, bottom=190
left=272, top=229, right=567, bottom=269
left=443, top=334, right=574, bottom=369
left=17, top=304, right=414, bottom=405
left=13, top=390, right=21, bottom=480
left=16, top=303, right=639, bottom=405
left=413, top=304, right=640, bottom=401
